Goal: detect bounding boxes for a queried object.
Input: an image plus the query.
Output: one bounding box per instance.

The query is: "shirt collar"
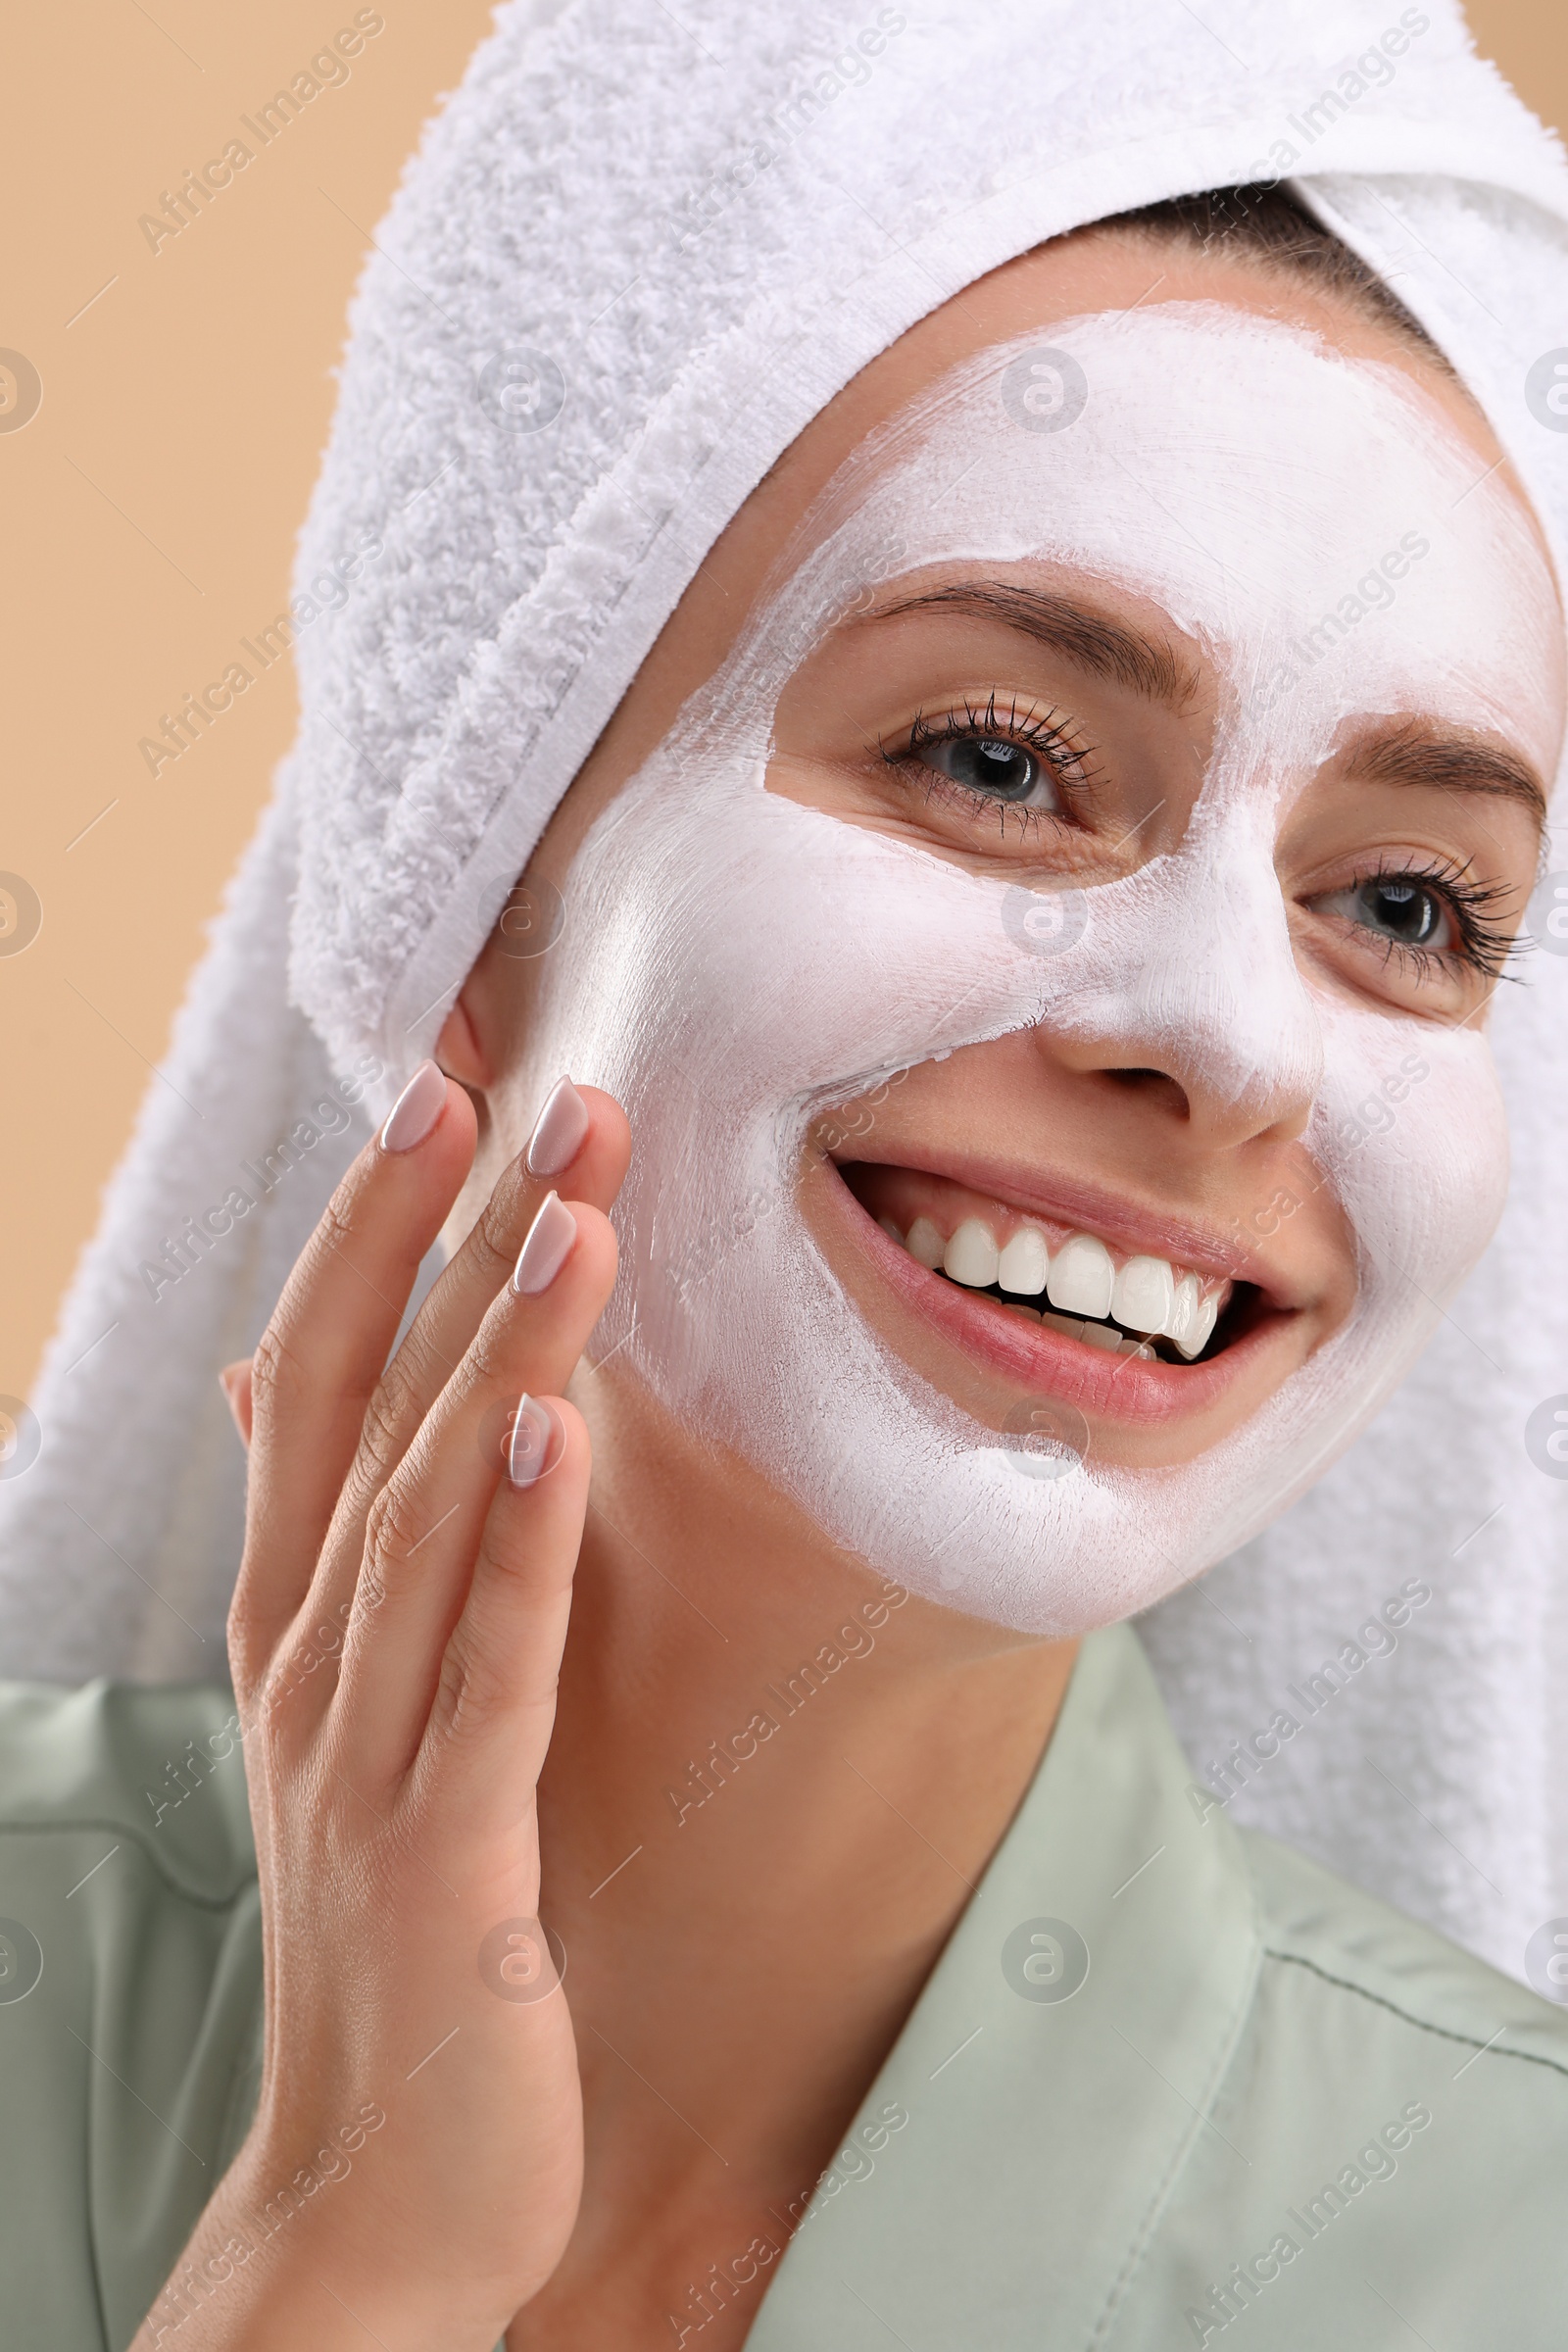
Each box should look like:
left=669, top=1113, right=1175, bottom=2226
left=748, top=1621, right=1263, bottom=2350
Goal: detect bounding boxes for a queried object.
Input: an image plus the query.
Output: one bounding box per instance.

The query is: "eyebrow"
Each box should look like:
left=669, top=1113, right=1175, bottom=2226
left=865, top=581, right=1201, bottom=712
left=865, top=582, right=1550, bottom=829
left=1345, top=717, right=1548, bottom=828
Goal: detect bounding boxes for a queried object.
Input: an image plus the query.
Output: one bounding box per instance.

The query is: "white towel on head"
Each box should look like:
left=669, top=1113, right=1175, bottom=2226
left=6, top=0, right=1568, bottom=1981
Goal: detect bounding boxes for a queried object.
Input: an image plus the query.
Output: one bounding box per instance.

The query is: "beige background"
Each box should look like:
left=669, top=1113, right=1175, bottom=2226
left=3, top=3, right=1565, bottom=1402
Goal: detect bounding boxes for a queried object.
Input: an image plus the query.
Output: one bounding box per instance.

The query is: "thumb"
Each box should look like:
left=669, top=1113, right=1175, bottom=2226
left=218, top=1358, right=254, bottom=1448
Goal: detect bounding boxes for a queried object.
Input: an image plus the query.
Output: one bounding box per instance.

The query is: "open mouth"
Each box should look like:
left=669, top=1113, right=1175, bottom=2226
left=834, top=1159, right=1270, bottom=1373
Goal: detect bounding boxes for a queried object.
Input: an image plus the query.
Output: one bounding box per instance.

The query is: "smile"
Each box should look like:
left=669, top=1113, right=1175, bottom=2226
left=821, top=1152, right=1290, bottom=1432
left=879, top=1209, right=1231, bottom=1362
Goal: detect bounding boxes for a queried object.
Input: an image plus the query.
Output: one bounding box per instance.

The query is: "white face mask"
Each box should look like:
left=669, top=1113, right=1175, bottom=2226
left=518, top=305, right=1559, bottom=1636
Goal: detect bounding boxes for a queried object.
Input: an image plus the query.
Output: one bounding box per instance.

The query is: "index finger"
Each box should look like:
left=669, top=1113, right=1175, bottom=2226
left=230, top=1064, right=477, bottom=1679
left=318, top=1080, right=629, bottom=1558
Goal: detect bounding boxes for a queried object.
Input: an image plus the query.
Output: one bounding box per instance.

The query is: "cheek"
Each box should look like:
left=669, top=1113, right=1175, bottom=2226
left=549, top=756, right=1048, bottom=1126
left=1310, top=1003, right=1507, bottom=1292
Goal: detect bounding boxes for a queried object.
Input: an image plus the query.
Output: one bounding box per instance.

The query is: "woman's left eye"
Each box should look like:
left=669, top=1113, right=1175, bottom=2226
left=912, top=731, right=1062, bottom=811
left=1310, top=875, right=1455, bottom=954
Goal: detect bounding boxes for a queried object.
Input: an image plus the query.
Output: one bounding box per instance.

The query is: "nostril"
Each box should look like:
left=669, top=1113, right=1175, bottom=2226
left=1102, top=1067, right=1192, bottom=1116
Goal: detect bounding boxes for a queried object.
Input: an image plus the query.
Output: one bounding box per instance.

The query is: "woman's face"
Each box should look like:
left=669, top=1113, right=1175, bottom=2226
left=461, top=230, right=1563, bottom=1636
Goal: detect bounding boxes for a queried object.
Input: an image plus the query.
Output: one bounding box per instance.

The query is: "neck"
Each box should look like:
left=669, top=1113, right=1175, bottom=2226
left=526, top=1372, right=1077, bottom=2334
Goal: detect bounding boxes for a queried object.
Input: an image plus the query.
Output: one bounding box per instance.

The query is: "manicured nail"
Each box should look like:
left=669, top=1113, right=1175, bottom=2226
left=380, top=1059, right=447, bottom=1153
left=508, top=1395, right=559, bottom=1488
left=526, top=1075, right=590, bottom=1177
left=512, top=1192, right=576, bottom=1295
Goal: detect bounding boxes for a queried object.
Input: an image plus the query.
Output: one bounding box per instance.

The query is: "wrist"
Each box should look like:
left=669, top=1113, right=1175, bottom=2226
left=133, top=2132, right=507, bottom=2352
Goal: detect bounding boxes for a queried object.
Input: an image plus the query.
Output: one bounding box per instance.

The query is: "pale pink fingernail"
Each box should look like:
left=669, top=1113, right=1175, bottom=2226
left=526, top=1075, right=590, bottom=1177
left=379, top=1059, right=447, bottom=1153
left=512, top=1192, right=576, bottom=1295
left=508, top=1395, right=560, bottom=1488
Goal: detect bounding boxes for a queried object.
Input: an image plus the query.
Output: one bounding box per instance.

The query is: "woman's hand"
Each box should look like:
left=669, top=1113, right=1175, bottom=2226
left=132, top=1064, right=629, bottom=2351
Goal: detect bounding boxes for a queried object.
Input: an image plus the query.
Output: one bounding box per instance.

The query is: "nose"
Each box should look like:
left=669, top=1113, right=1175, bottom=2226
left=1040, top=825, right=1324, bottom=1149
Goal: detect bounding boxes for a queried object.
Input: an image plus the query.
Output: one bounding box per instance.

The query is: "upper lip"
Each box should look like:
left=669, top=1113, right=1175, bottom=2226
left=821, top=1137, right=1303, bottom=1308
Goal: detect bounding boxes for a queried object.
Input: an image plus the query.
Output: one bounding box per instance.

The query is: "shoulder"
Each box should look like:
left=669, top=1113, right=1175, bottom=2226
left=1109, top=1815, right=1568, bottom=2352
left=1112, top=1827, right=1568, bottom=2347
left=0, top=1680, right=261, bottom=2351
left=1240, top=1823, right=1568, bottom=2092
left=1150, top=1827, right=1568, bottom=2345
left=0, top=1675, right=255, bottom=1891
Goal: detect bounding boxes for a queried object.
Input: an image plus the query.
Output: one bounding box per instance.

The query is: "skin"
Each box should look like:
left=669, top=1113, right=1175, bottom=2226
left=139, top=225, right=1558, bottom=2350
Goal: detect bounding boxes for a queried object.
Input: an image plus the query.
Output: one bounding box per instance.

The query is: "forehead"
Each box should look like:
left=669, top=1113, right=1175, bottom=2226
left=788, top=305, right=1562, bottom=774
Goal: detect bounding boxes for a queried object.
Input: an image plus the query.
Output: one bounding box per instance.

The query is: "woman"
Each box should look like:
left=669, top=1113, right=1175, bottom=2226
left=3, top=4, right=1567, bottom=2346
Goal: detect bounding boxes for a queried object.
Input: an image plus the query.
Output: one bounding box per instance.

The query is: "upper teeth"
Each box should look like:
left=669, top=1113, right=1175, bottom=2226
left=893, top=1213, right=1225, bottom=1359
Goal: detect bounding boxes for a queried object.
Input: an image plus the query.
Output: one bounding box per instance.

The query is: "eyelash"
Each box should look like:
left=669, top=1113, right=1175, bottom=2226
left=878, top=694, right=1101, bottom=833
left=1347, top=854, right=1522, bottom=987
left=874, top=697, right=1520, bottom=990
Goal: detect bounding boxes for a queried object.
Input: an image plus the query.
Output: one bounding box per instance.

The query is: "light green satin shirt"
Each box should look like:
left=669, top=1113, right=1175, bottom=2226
left=2, top=1623, right=1565, bottom=2349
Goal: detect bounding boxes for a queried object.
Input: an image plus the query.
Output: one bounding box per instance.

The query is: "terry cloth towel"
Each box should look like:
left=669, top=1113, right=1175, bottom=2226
left=4, top=0, right=1568, bottom=1985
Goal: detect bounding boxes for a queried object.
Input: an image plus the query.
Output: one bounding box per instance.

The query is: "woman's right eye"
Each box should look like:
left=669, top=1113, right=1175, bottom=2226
left=882, top=695, right=1100, bottom=835
left=916, top=733, right=1061, bottom=810
left=1310, top=874, right=1456, bottom=954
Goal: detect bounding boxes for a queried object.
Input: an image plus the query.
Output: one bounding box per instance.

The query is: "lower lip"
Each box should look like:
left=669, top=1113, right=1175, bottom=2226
left=822, top=1164, right=1283, bottom=1429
